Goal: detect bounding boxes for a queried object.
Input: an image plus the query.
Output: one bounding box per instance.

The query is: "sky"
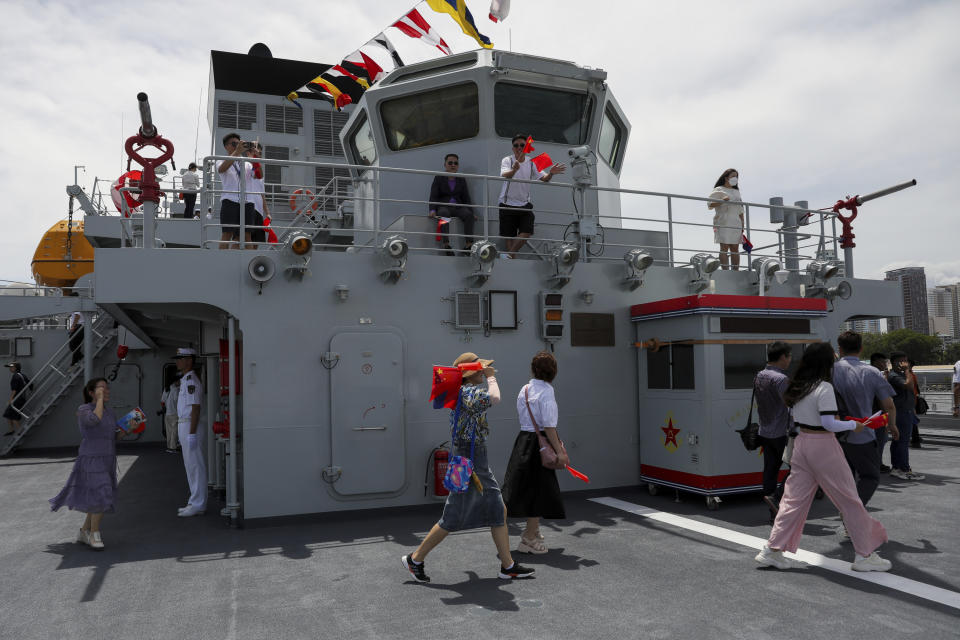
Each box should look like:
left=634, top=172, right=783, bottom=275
left=0, top=0, right=957, bottom=287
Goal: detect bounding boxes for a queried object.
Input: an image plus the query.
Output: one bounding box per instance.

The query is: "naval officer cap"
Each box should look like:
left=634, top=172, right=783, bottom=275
left=174, top=347, right=197, bottom=359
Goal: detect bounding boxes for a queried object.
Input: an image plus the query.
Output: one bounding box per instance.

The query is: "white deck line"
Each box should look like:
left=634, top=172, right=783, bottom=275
left=590, top=496, right=960, bottom=611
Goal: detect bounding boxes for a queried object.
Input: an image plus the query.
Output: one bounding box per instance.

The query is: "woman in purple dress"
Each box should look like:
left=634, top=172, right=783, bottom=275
left=49, top=377, right=120, bottom=550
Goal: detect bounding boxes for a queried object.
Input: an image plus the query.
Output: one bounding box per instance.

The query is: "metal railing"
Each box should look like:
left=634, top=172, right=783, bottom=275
left=90, top=153, right=911, bottom=276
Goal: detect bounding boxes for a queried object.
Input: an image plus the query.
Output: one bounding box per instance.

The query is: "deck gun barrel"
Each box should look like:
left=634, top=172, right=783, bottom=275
left=137, top=92, right=156, bottom=138
left=856, top=179, right=916, bottom=205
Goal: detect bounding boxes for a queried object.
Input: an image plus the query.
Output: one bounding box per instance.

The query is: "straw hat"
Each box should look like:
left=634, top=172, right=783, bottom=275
left=453, top=352, right=494, bottom=380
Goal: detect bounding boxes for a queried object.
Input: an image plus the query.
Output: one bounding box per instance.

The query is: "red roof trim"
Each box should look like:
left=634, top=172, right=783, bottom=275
left=630, top=294, right=827, bottom=317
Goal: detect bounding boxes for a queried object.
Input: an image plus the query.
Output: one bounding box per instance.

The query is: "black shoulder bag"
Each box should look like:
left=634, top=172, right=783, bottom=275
left=736, top=377, right=761, bottom=451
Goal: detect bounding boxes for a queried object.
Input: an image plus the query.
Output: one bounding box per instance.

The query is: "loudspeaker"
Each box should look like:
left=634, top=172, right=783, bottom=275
left=248, top=255, right=276, bottom=283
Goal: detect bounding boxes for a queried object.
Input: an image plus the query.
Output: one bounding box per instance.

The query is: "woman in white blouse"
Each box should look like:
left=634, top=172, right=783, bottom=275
left=707, top=168, right=745, bottom=271
left=755, top=342, right=892, bottom=572
left=502, top=351, right=568, bottom=554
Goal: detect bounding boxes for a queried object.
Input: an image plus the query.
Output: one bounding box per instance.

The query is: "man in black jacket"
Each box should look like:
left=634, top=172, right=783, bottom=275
left=428, top=154, right=474, bottom=255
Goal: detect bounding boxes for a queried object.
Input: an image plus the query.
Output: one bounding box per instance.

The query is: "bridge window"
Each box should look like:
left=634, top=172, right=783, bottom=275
left=598, top=106, right=624, bottom=171
left=494, top=83, right=593, bottom=145
left=381, top=83, right=479, bottom=151
left=349, top=112, right=377, bottom=166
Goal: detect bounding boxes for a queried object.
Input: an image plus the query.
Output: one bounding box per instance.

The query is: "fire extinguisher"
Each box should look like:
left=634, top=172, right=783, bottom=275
left=424, top=443, right=449, bottom=498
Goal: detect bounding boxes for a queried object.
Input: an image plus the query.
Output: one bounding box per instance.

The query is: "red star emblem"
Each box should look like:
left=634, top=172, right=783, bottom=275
left=662, top=418, right=680, bottom=447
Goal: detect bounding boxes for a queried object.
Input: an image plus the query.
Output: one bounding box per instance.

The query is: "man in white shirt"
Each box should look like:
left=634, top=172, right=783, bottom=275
left=216, top=132, right=256, bottom=249
left=67, top=311, right=84, bottom=367
left=953, top=359, right=960, bottom=417
left=180, top=162, right=200, bottom=219
left=498, top=135, right=565, bottom=258
left=244, top=143, right=270, bottom=248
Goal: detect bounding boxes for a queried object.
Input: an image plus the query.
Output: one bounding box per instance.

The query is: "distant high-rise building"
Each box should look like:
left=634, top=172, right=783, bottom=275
left=935, top=283, right=960, bottom=339
left=847, top=318, right=883, bottom=334
left=928, top=286, right=954, bottom=337
left=885, top=267, right=928, bottom=334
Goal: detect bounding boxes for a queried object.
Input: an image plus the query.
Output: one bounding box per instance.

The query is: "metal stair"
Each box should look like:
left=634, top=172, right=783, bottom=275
left=1, top=314, right=116, bottom=457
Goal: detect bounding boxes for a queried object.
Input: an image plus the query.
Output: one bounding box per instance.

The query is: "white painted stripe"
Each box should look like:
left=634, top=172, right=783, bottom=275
left=590, top=496, right=960, bottom=611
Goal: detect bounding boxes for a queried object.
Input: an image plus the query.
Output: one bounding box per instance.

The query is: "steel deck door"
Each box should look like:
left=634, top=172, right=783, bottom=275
left=329, top=331, right=405, bottom=495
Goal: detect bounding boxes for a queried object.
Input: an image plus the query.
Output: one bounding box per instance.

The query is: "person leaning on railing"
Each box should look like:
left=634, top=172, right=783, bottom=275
left=48, top=378, right=124, bottom=550
left=428, top=153, right=475, bottom=256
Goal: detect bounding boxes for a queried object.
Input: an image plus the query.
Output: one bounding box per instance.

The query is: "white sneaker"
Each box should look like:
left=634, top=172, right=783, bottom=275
left=76, top=528, right=90, bottom=546
left=852, top=552, right=891, bottom=572
left=836, top=524, right=850, bottom=543
left=88, top=531, right=105, bottom=550
left=178, top=506, right=206, bottom=517
left=905, top=470, right=925, bottom=481
left=754, top=545, right=804, bottom=570
left=889, top=468, right=909, bottom=479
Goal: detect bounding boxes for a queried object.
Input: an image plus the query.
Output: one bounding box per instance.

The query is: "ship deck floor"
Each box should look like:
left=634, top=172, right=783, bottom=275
left=2, top=416, right=958, bottom=639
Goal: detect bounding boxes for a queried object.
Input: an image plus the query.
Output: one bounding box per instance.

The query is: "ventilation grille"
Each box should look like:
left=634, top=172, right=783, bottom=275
left=217, top=100, right=257, bottom=130
left=454, top=291, right=482, bottom=330
left=313, top=109, right=350, bottom=157
left=265, top=105, right=303, bottom=134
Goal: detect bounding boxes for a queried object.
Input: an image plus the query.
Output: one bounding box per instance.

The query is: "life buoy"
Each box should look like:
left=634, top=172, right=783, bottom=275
left=289, top=188, right=319, bottom=212
left=110, top=170, right=144, bottom=216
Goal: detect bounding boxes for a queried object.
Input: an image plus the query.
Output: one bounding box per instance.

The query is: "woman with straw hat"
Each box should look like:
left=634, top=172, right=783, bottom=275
left=401, top=352, right=535, bottom=582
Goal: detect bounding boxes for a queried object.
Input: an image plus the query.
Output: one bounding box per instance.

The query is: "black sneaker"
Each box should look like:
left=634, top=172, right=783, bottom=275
left=880, top=464, right=892, bottom=473
left=401, top=555, right=430, bottom=582
left=499, top=562, right=535, bottom=580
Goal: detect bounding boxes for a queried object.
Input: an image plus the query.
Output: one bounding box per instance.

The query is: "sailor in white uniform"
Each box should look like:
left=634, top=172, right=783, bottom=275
left=174, top=347, right=207, bottom=516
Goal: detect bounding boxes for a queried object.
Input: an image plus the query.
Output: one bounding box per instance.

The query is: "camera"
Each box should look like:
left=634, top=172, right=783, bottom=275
left=568, top=145, right=591, bottom=160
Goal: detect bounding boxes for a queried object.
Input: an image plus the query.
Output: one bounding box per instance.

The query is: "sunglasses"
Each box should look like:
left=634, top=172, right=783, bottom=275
left=512, top=143, right=525, bottom=148
left=446, top=161, right=459, bottom=166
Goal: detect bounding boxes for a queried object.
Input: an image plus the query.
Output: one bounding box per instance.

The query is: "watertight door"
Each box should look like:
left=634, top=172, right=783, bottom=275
left=329, top=331, right=405, bottom=495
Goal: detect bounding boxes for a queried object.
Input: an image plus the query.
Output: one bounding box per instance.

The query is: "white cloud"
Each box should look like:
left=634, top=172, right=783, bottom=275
left=0, top=0, right=957, bottom=285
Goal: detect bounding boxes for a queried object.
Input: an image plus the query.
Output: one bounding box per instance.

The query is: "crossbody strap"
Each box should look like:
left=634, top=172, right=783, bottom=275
left=524, top=385, right=545, bottom=436
left=748, top=375, right=758, bottom=424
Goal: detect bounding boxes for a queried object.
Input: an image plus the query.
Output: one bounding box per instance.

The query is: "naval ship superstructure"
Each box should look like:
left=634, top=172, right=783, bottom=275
left=0, top=45, right=909, bottom=523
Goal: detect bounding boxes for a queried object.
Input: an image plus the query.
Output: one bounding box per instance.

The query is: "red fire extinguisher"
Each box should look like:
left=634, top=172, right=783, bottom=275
left=425, top=444, right=450, bottom=498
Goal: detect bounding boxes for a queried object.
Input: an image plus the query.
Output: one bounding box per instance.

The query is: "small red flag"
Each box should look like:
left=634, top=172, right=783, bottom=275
left=531, top=153, right=553, bottom=172
left=522, top=136, right=535, bottom=154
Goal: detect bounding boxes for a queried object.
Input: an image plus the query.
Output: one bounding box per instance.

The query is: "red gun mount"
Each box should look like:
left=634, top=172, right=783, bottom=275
left=123, top=92, right=174, bottom=204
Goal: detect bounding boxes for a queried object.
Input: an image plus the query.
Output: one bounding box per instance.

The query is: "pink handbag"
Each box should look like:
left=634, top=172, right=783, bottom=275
left=524, top=386, right=567, bottom=470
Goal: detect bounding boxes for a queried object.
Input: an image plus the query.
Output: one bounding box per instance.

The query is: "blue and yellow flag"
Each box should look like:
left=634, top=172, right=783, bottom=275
left=424, top=0, right=493, bottom=49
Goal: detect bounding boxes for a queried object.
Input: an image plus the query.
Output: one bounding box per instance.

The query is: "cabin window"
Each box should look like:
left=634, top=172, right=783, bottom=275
left=380, top=83, right=479, bottom=151
left=494, top=83, right=593, bottom=145
left=217, top=100, right=257, bottom=130
left=349, top=112, right=377, bottom=166
left=314, top=166, right=353, bottom=212
left=314, top=109, right=350, bottom=157
left=265, top=104, right=303, bottom=134
left=723, top=343, right=807, bottom=389
left=598, top=106, right=624, bottom=170
left=647, top=343, right=695, bottom=390
left=262, top=146, right=289, bottom=209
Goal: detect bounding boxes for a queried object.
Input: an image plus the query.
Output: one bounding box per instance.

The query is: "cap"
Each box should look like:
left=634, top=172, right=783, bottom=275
left=174, top=348, right=197, bottom=358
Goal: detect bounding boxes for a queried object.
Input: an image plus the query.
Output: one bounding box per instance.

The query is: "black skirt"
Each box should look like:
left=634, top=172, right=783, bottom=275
left=502, top=431, right=565, bottom=519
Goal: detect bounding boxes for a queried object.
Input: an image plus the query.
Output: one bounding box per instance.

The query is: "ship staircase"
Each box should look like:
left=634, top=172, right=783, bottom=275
left=1, top=313, right=116, bottom=457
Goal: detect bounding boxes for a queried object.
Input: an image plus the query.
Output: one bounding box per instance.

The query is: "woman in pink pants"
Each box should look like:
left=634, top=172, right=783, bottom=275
left=755, top=342, right=891, bottom=572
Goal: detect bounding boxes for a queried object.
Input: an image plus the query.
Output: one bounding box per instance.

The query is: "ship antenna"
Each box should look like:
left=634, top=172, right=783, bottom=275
left=193, top=87, right=203, bottom=163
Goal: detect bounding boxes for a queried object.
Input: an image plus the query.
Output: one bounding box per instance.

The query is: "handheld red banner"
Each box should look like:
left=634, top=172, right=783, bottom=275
left=522, top=136, right=535, bottom=154
left=531, top=153, right=553, bottom=172
left=844, top=411, right=888, bottom=430
left=566, top=466, right=589, bottom=483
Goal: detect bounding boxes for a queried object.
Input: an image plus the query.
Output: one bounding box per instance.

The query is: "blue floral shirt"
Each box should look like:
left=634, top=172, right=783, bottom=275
left=451, top=383, right=492, bottom=446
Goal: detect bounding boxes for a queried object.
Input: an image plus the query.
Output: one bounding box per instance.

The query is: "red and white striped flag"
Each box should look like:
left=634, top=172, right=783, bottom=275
left=393, top=9, right=452, bottom=55
left=489, top=0, right=510, bottom=22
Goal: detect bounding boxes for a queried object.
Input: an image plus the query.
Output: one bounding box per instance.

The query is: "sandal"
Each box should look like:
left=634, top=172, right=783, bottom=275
left=517, top=534, right=548, bottom=555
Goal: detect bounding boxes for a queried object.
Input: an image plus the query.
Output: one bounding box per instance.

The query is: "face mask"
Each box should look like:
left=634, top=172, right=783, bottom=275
left=728, top=176, right=738, bottom=187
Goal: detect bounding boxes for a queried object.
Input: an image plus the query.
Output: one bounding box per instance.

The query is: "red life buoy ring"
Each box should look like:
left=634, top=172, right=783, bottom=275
left=289, top=188, right=319, bottom=212
left=110, top=170, right=144, bottom=216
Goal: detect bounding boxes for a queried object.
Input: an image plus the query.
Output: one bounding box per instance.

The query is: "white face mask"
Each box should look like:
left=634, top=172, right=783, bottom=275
left=728, top=176, right=738, bottom=187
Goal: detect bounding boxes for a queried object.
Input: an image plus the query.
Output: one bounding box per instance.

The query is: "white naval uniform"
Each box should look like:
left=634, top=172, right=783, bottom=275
left=176, top=370, right=207, bottom=510
left=161, top=380, right=180, bottom=450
